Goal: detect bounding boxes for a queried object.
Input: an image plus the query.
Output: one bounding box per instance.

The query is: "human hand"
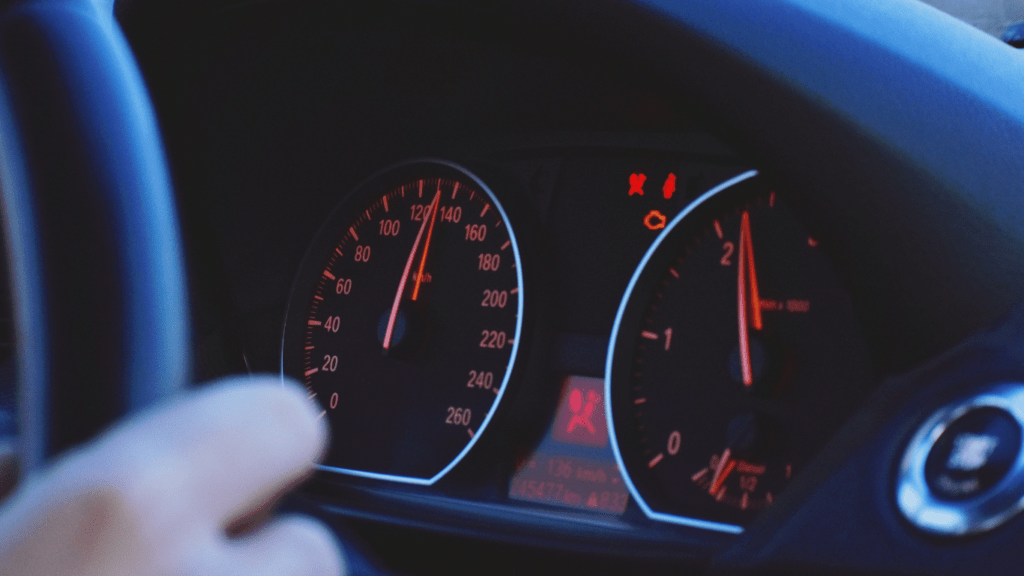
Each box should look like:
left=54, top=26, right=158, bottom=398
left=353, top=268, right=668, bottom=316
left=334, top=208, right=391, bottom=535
left=0, top=375, right=343, bottom=576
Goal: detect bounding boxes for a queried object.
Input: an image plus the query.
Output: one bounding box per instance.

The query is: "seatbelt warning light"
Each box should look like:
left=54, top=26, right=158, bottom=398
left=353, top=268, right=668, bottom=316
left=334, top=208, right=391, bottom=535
left=662, top=173, right=676, bottom=199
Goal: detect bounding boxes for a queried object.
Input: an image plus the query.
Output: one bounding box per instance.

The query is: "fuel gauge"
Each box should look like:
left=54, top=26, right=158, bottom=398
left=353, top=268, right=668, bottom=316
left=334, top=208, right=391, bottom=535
left=606, top=171, right=872, bottom=530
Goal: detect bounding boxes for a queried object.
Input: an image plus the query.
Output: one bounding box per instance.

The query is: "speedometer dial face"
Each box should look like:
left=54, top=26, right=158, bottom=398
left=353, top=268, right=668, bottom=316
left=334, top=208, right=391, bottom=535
left=607, top=171, right=871, bottom=530
left=282, top=160, right=523, bottom=485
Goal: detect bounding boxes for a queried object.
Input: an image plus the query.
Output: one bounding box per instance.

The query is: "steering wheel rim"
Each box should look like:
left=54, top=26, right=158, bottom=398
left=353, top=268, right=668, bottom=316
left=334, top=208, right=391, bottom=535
left=0, top=0, right=188, bottom=471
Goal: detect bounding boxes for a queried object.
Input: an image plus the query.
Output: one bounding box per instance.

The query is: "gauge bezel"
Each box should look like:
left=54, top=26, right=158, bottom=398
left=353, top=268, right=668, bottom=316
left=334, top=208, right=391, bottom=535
left=280, top=158, right=526, bottom=486
left=605, top=170, right=759, bottom=534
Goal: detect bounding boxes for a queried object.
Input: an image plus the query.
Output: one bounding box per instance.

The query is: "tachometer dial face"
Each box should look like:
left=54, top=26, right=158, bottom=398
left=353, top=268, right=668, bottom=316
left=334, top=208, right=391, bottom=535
left=282, top=160, right=523, bottom=485
left=607, top=171, right=871, bottom=530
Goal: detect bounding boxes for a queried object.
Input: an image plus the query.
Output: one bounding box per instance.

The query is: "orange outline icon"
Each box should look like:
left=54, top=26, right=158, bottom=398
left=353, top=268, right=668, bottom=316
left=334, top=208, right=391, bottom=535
left=644, top=210, right=667, bottom=230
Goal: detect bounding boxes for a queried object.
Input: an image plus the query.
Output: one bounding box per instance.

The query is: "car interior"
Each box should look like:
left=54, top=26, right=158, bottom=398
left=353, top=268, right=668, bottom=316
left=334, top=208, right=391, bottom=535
left=3, top=0, right=1024, bottom=574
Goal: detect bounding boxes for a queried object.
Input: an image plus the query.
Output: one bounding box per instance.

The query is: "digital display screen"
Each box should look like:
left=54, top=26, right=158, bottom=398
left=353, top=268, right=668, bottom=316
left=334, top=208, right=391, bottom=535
left=509, top=375, right=630, bottom=515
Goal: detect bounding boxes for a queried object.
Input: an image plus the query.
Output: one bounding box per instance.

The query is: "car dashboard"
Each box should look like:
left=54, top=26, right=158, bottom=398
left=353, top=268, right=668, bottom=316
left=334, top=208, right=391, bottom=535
left=83, top=0, right=1024, bottom=573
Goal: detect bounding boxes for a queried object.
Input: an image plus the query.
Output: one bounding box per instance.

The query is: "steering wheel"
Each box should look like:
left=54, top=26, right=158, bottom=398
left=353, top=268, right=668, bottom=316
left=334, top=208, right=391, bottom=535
left=0, top=0, right=187, bottom=472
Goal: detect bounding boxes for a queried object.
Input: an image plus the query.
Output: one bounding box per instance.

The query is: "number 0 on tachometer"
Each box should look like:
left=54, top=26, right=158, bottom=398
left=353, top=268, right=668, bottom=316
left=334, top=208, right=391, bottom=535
left=282, top=160, right=524, bottom=484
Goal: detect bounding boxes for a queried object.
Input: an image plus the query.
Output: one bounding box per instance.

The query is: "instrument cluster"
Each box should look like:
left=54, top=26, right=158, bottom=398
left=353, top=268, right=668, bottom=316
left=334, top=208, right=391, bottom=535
left=280, top=140, right=876, bottom=538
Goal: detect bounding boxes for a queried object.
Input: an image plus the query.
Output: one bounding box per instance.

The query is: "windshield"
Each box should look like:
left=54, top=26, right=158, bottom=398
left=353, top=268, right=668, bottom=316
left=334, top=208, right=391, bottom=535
left=919, top=0, right=1024, bottom=39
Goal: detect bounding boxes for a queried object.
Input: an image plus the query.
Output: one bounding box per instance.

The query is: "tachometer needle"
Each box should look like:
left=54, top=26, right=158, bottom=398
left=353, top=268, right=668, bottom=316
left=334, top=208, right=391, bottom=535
left=383, top=189, right=441, bottom=350
left=737, top=211, right=761, bottom=386
left=742, top=211, right=762, bottom=331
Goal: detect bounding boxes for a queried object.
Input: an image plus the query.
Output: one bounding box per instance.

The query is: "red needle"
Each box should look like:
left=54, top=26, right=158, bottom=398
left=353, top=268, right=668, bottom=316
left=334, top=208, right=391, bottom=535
left=742, top=212, right=762, bottom=331
left=738, top=212, right=754, bottom=386
left=411, top=190, right=441, bottom=301
left=709, top=447, right=735, bottom=496
left=382, top=190, right=440, bottom=350
left=737, top=211, right=763, bottom=386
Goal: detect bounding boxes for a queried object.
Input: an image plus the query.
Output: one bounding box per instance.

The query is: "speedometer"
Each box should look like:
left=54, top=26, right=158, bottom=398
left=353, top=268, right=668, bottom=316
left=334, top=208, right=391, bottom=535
left=282, top=160, right=524, bottom=485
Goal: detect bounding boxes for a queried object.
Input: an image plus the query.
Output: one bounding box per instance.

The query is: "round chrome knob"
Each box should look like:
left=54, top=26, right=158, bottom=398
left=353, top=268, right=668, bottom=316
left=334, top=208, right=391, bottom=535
left=896, top=384, right=1024, bottom=535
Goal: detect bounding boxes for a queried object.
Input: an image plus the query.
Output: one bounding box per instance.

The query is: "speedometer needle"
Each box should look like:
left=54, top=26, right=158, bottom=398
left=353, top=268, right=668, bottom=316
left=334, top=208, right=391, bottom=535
left=737, top=211, right=761, bottom=386
left=383, top=189, right=441, bottom=350
left=411, top=188, right=441, bottom=301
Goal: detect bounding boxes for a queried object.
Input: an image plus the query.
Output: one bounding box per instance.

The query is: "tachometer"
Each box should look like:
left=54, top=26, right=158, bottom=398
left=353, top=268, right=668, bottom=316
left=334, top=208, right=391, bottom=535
left=607, top=171, right=871, bottom=530
left=282, top=160, right=524, bottom=485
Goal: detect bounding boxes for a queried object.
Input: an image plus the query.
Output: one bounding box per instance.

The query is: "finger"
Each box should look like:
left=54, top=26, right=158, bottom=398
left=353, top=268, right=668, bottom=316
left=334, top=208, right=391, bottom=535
left=86, top=375, right=328, bottom=525
left=216, top=515, right=344, bottom=576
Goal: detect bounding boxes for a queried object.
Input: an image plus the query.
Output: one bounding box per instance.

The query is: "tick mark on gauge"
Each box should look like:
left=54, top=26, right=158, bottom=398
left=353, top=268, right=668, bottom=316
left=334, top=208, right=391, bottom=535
left=318, top=410, right=327, bottom=420
left=501, top=240, right=511, bottom=251
left=308, top=320, right=322, bottom=326
left=324, top=271, right=336, bottom=280
left=480, top=203, right=490, bottom=217
left=383, top=196, right=389, bottom=212
left=692, top=467, right=710, bottom=482
left=418, top=179, right=424, bottom=198
left=634, top=397, right=647, bottom=405
left=349, top=227, right=359, bottom=241
left=314, top=295, right=323, bottom=301
left=669, top=268, right=680, bottom=278
left=305, top=367, right=319, bottom=376
left=335, top=248, right=343, bottom=257
left=467, top=428, right=475, bottom=438
left=510, top=288, right=519, bottom=294
left=714, top=220, right=724, bottom=239
left=648, top=453, right=665, bottom=468
left=452, top=182, right=460, bottom=199
left=305, top=346, right=315, bottom=350
left=641, top=330, right=658, bottom=340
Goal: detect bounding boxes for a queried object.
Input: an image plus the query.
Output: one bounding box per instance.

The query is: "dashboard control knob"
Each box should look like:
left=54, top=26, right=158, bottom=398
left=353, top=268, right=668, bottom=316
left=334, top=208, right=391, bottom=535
left=924, top=407, right=1021, bottom=501
left=897, top=385, right=1024, bottom=535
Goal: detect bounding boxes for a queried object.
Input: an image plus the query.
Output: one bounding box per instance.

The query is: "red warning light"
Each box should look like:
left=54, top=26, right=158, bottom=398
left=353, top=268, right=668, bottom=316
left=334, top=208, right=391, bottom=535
left=553, top=376, right=608, bottom=447
left=628, top=173, right=646, bottom=196
left=662, top=173, right=677, bottom=199
left=566, top=389, right=599, bottom=435
left=644, top=210, right=667, bottom=231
